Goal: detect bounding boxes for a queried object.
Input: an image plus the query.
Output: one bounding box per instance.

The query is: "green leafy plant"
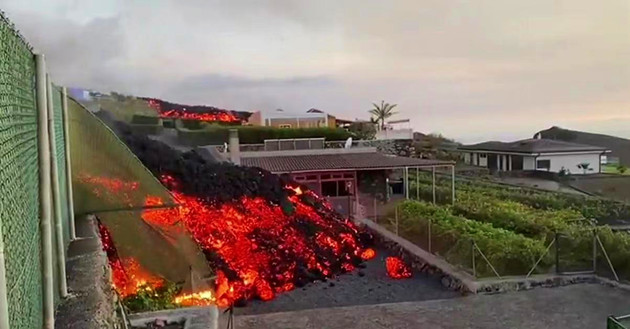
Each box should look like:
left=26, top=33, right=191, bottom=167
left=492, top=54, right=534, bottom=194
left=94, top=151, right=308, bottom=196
left=122, top=282, right=180, bottom=313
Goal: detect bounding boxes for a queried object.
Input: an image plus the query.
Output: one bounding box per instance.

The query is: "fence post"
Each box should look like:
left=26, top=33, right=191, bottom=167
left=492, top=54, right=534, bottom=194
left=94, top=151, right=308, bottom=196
left=428, top=217, right=432, bottom=253
left=36, top=54, right=55, bottom=329
left=0, top=195, right=9, bottom=329
left=404, top=167, right=409, bottom=200
left=47, top=77, right=68, bottom=298
left=471, top=240, right=476, bottom=278
left=395, top=205, right=399, bottom=236
left=432, top=166, right=436, bottom=204
left=451, top=165, right=455, bottom=206
left=373, top=197, right=377, bottom=223
left=555, top=231, right=560, bottom=274
left=597, top=235, right=619, bottom=282
left=416, top=167, right=419, bottom=200
left=593, top=229, right=597, bottom=274
left=61, top=87, right=76, bottom=240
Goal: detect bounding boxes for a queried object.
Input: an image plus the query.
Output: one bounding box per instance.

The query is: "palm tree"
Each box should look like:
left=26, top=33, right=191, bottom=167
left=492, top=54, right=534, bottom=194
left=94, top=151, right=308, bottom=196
left=369, top=100, right=398, bottom=130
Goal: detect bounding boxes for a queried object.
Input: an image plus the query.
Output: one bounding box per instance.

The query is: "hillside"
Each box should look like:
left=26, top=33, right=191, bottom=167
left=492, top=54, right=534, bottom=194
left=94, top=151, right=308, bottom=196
left=536, top=126, right=630, bottom=165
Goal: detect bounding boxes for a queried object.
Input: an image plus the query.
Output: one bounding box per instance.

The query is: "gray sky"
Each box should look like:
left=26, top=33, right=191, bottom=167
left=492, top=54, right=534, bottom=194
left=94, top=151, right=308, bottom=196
left=3, top=0, right=629, bottom=142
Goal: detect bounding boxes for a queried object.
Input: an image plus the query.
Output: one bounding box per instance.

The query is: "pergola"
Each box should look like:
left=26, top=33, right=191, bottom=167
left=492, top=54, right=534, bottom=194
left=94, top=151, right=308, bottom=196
left=241, top=150, right=457, bottom=206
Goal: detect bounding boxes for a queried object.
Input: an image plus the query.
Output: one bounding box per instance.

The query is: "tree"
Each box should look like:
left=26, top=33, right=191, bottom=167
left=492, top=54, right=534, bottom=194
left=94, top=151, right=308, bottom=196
left=348, top=121, right=376, bottom=140
left=369, top=100, right=398, bottom=130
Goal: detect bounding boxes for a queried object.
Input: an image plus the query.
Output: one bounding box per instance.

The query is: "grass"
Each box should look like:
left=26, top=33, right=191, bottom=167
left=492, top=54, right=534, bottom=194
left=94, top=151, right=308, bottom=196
left=603, top=164, right=630, bottom=175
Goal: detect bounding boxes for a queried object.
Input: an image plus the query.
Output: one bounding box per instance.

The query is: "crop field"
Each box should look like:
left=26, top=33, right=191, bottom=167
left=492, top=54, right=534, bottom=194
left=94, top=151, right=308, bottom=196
left=383, top=172, right=630, bottom=279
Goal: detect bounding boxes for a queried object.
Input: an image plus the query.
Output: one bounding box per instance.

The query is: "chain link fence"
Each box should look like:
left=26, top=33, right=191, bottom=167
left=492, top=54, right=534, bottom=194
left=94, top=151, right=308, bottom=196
left=0, top=11, right=187, bottom=329
left=0, top=12, right=44, bottom=329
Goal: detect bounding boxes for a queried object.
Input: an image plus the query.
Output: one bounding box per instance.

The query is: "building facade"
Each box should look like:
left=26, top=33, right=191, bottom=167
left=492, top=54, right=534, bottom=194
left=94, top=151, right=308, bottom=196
left=459, top=139, right=609, bottom=175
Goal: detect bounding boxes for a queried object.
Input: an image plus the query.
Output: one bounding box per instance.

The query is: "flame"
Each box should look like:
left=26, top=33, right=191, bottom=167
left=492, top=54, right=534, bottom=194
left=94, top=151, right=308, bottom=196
left=174, top=290, right=216, bottom=306
left=385, top=257, right=412, bottom=279
left=98, top=222, right=164, bottom=297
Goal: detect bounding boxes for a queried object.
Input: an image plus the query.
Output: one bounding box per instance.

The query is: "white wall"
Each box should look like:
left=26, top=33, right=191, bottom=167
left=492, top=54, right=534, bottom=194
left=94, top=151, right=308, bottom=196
left=375, top=129, right=413, bottom=140
left=535, top=153, right=601, bottom=175
left=523, top=156, right=536, bottom=170
left=478, top=153, right=488, bottom=167
left=464, top=153, right=471, bottom=164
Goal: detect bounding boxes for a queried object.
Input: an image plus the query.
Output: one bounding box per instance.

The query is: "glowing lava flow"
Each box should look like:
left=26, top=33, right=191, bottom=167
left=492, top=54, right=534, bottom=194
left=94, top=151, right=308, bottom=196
left=139, top=175, right=373, bottom=307
left=98, top=221, right=164, bottom=297
left=385, top=257, right=412, bottom=279
left=146, top=99, right=242, bottom=124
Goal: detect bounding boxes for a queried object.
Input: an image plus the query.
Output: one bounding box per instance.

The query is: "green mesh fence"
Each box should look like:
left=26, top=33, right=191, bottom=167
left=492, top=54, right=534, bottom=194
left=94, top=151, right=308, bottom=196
left=67, top=98, right=175, bottom=214
left=67, top=100, right=212, bottom=290
left=609, top=315, right=630, bottom=329
left=0, top=13, right=44, bottom=329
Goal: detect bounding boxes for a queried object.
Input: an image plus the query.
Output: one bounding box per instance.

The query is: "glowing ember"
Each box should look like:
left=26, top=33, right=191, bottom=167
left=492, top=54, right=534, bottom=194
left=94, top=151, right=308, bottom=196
left=385, top=257, right=412, bottom=279
left=174, top=290, right=216, bottom=306
left=98, top=222, right=164, bottom=297
left=138, top=176, right=372, bottom=307
left=146, top=98, right=242, bottom=124
left=361, top=248, right=376, bottom=260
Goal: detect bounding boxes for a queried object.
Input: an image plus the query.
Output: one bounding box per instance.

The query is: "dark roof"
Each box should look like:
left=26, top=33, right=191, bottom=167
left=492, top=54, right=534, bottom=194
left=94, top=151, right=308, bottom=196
left=241, top=152, right=451, bottom=173
left=536, top=126, right=630, bottom=165
left=459, top=138, right=607, bottom=154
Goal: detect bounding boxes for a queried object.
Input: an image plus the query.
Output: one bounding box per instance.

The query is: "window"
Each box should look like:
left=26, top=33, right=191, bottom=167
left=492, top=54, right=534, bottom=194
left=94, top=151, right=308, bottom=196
left=321, top=181, right=353, bottom=197
left=279, top=124, right=292, bottom=128
left=479, top=153, right=487, bottom=158
left=536, top=159, right=551, bottom=170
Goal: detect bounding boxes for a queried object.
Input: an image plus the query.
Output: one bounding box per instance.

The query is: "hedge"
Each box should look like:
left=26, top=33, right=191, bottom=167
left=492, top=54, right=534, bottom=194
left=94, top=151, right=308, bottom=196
left=131, top=114, right=160, bottom=125
left=176, top=123, right=354, bottom=146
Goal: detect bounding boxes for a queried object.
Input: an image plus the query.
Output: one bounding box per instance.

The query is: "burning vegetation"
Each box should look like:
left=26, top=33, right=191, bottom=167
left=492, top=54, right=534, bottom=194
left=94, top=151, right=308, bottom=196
left=99, top=122, right=377, bottom=308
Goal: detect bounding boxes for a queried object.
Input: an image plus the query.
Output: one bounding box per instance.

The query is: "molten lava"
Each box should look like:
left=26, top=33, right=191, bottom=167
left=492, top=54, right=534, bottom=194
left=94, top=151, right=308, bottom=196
left=98, top=222, right=164, bottom=297
left=146, top=98, right=242, bottom=124
left=361, top=248, right=376, bottom=261
left=138, top=176, right=372, bottom=307
left=385, top=257, right=412, bottom=279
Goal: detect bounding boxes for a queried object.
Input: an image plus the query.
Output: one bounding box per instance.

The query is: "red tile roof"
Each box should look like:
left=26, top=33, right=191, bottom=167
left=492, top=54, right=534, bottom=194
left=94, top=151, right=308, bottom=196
left=241, top=152, right=452, bottom=173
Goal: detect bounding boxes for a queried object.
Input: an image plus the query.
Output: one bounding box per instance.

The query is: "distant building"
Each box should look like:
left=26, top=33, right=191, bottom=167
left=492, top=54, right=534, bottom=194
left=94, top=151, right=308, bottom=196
left=458, top=139, right=610, bottom=175
left=375, top=119, right=413, bottom=140
left=248, top=109, right=337, bottom=128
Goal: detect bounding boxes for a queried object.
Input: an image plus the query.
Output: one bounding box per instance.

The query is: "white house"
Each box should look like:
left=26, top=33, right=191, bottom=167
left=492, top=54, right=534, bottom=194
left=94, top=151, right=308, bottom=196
left=459, top=139, right=610, bottom=175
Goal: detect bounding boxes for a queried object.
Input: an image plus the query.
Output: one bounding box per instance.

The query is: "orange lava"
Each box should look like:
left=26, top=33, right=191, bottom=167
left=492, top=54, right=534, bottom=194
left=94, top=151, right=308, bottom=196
left=360, top=248, right=376, bottom=260
left=146, top=99, right=241, bottom=123
left=385, top=257, right=412, bottom=279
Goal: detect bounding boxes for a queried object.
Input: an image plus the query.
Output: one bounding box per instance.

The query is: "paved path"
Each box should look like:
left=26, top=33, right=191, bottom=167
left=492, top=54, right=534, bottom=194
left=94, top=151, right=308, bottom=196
left=233, top=284, right=630, bottom=329
left=234, top=247, right=458, bottom=315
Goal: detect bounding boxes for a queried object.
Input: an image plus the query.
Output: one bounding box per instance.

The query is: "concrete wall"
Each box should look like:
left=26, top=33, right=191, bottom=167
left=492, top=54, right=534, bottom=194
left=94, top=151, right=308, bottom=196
left=247, top=111, right=263, bottom=126
left=536, top=153, right=601, bottom=175
left=375, top=128, right=413, bottom=140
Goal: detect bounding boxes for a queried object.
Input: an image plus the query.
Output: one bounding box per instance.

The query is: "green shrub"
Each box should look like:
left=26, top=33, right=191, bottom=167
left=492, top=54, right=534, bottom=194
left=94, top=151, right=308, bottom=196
left=123, top=282, right=179, bottom=313
left=409, top=172, right=630, bottom=220
left=176, top=124, right=354, bottom=146
left=392, top=200, right=550, bottom=277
